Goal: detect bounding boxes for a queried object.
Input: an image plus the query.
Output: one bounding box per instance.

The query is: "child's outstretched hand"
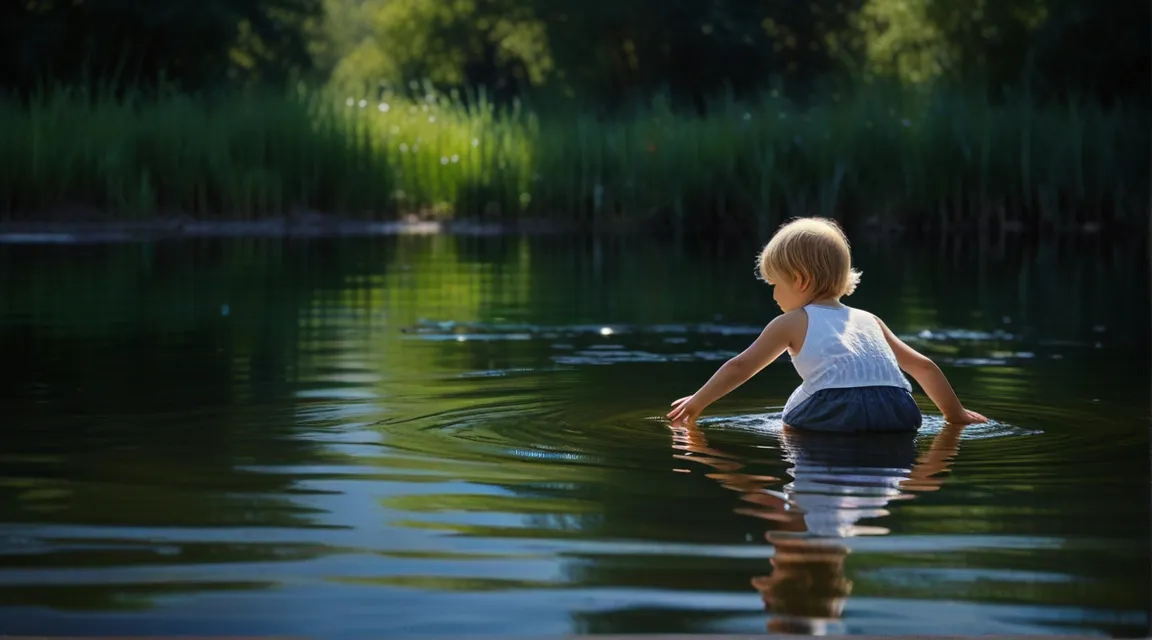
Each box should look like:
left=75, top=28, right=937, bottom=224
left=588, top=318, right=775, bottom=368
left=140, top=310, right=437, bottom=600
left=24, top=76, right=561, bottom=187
left=667, top=395, right=703, bottom=426
left=945, top=408, right=989, bottom=425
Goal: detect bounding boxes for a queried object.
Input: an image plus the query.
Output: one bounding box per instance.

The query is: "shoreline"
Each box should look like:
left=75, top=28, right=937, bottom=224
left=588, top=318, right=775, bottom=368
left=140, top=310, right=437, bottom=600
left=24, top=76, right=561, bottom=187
left=0, top=214, right=577, bottom=244
left=0, top=212, right=1131, bottom=245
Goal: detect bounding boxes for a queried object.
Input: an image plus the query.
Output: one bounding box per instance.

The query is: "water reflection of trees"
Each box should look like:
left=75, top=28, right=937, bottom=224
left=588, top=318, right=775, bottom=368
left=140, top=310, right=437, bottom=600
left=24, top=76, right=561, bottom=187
left=0, top=239, right=378, bottom=613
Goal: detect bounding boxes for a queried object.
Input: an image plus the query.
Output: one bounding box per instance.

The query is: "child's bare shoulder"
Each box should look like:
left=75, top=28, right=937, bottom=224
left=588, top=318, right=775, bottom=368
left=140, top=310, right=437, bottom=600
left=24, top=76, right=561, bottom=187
left=778, top=308, right=809, bottom=322
left=856, top=307, right=890, bottom=328
left=772, top=309, right=809, bottom=351
left=768, top=308, right=809, bottom=335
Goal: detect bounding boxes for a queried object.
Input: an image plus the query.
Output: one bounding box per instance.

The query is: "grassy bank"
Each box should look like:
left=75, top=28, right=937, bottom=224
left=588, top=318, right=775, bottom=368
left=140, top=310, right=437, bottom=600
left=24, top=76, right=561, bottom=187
left=1, top=85, right=1146, bottom=235
left=0, top=87, right=395, bottom=220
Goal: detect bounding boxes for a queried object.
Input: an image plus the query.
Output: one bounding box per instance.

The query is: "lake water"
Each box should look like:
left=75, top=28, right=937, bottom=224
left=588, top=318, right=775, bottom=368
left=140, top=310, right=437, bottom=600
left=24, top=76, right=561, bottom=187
left=1, top=232, right=1148, bottom=637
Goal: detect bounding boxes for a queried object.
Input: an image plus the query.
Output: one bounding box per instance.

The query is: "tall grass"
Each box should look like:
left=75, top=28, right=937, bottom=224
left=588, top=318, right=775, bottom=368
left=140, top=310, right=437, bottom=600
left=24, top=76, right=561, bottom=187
left=1, top=83, right=1146, bottom=234
left=0, top=86, right=393, bottom=219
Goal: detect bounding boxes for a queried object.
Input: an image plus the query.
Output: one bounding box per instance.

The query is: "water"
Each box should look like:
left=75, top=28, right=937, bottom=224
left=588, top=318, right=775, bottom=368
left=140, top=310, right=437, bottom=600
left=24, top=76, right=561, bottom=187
left=1, top=232, right=1148, bottom=637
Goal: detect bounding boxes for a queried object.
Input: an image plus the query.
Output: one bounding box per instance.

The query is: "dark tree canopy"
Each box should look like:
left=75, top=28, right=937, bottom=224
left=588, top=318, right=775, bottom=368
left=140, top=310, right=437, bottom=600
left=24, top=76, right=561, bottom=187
left=1, top=0, right=322, bottom=94
left=1, top=0, right=1147, bottom=104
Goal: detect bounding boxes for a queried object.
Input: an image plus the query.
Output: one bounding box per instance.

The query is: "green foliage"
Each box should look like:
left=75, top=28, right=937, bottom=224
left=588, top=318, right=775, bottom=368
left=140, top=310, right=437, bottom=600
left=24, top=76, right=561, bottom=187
left=313, top=0, right=1147, bottom=107
left=317, top=0, right=554, bottom=101
left=2, top=0, right=1145, bottom=106
left=0, top=0, right=322, bottom=93
left=527, top=0, right=863, bottom=104
left=320, top=0, right=864, bottom=105
left=0, top=86, right=393, bottom=218
left=850, top=0, right=1049, bottom=87
left=3, top=84, right=1146, bottom=233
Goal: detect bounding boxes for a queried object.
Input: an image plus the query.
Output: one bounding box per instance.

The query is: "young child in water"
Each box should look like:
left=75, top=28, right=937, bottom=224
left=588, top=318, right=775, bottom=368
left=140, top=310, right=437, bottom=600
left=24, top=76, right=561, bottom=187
left=668, top=216, right=987, bottom=432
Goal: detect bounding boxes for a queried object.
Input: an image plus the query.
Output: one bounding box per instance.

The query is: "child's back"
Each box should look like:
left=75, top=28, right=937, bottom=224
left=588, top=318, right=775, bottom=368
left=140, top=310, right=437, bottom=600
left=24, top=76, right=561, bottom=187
left=668, top=216, right=986, bottom=432
left=783, top=303, right=920, bottom=433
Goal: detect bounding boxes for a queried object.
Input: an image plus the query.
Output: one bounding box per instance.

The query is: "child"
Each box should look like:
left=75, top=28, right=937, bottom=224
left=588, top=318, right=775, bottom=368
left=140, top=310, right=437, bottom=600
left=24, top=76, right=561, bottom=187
left=668, top=216, right=986, bottom=432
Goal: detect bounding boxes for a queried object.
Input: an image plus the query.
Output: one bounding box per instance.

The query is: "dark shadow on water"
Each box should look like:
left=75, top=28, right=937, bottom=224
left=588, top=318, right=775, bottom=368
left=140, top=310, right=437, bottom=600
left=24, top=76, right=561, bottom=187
left=671, top=420, right=965, bottom=634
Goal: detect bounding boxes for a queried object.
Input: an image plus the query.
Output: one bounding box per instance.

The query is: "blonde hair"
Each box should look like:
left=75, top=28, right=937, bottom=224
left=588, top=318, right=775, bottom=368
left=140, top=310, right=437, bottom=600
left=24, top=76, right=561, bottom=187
left=756, top=217, right=861, bottom=298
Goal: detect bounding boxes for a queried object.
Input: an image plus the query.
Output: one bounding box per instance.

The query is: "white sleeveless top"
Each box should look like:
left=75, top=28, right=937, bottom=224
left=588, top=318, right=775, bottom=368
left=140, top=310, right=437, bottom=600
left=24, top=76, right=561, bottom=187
left=782, top=304, right=911, bottom=415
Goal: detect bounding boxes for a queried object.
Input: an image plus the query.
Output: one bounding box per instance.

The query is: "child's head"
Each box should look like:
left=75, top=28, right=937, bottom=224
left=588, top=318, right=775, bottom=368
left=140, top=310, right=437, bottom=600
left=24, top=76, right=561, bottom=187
left=756, top=217, right=861, bottom=303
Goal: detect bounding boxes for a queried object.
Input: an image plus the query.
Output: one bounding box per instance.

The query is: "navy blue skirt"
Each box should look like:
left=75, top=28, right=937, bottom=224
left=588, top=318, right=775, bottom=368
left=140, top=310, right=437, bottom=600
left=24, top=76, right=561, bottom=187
left=782, top=386, right=922, bottom=434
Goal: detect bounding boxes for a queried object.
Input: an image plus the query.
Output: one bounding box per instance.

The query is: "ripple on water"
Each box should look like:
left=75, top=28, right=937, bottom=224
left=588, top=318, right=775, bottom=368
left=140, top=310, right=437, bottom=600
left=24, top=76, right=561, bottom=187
left=401, top=319, right=1092, bottom=348
left=679, top=412, right=1042, bottom=441
left=400, top=319, right=767, bottom=340
left=402, top=319, right=761, bottom=343
left=363, top=396, right=603, bottom=469
left=401, top=319, right=1106, bottom=374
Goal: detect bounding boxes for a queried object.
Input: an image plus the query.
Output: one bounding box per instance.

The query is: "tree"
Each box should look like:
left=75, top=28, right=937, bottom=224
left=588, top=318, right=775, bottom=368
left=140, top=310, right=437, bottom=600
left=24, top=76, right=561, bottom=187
left=0, top=0, right=323, bottom=94
left=322, top=0, right=866, bottom=107
left=328, top=0, right=553, bottom=101
left=848, top=0, right=1149, bottom=103
left=1028, top=0, right=1150, bottom=104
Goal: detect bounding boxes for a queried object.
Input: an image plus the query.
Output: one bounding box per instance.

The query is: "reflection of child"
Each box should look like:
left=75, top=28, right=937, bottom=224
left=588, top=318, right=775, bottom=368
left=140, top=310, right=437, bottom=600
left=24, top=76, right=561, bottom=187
left=750, top=429, right=915, bottom=634
left=752, top=536, right=851, bottom=636
left=669, top=216, right=986, bottom=433
left=670, top=416, right=967, bottom=636
left=761, top=426, right=964, bottom=635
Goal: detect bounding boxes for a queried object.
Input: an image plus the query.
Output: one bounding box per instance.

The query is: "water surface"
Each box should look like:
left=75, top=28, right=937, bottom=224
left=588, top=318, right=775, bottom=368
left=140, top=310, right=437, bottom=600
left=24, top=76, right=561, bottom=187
left=1, top=233, right=1148, bottom=637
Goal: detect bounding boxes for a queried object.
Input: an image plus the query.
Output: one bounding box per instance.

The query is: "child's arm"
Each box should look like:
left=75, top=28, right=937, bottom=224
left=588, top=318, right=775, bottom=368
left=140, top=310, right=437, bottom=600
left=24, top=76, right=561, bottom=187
left=874, top=316, right=987, bottom=425
left=668, top=311, right=803, bottom=426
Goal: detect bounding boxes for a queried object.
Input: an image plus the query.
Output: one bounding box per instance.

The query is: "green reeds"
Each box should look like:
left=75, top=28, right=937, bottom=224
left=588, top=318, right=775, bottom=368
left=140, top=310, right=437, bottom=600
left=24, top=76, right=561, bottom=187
left=1, top=83, right=1146, bottom=233
left=0, top=85, right=395, bottom=219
